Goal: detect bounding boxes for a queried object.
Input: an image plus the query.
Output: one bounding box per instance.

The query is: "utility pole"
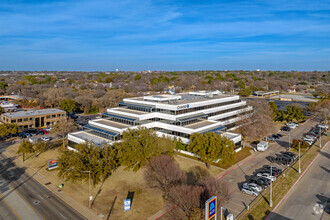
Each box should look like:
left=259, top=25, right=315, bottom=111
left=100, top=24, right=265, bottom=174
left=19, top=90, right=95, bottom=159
left=270, top=165, right=273, bottom=207
left=298, top=142, right=301, bottom=174
left=319, top=127, right=322, bottom=148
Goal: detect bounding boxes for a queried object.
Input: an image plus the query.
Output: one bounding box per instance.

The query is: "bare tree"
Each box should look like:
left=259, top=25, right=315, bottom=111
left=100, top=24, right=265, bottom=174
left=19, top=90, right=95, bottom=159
left=144, top=155, right=186, bottom=199
left=167, top=184, right=204, bottom=220
left=52, top=119, right=77, bottom=148
left=198, top=177, right=229, bottom=209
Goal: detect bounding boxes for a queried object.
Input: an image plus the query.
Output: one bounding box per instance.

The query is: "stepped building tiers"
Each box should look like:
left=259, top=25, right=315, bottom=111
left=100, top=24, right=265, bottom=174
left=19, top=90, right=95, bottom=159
left=68, top=91, right=253, bottom=151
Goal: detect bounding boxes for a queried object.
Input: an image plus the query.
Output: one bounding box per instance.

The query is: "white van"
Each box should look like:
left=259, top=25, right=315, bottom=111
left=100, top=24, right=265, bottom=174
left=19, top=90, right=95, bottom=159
left=257, top=141, right=269, bottom=151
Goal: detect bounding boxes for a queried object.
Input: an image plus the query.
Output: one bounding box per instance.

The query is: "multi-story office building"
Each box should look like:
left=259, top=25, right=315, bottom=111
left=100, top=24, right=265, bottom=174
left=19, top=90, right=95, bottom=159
left=1, top=109, right=66, bottom=130
left=68, top=91, right=253, bottom=151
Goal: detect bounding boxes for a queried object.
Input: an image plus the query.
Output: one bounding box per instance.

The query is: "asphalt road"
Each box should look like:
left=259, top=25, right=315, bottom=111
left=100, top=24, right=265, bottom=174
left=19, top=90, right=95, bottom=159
left=0, top=150, right=86, bottom=220
left=269, top=142, right=330, bottom=220
left=220, top=118, right=319, bottom=217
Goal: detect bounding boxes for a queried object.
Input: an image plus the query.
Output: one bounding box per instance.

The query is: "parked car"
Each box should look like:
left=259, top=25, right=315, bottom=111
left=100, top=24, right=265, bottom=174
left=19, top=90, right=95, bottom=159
left=257, top=176, right=272, bottom=185
left=243, top=183, right=262, bottom=192
left=249, top=177, right=269, bottom=188
left=287, top=122, right=298, bottom=129
left=41, top=136, right=51, bottom=142
left=256, top=173, right=276, bottom=181
left=281, top=126, right=291, bottom=131
left=304, top=134, right=317, bottom=140
left=317, top=124, right=328, bottom=129
left=281, top=152, right=297, bottom=159
left=262, top=167, right=282, bottom=177
left=303, top=139, right=314, bottom=146
left=241, top=184, right=259, bottom=196
left=25, top=133, right=32, bottom=137
left=29, top=137, right=39, bottom=144
left=18, top=132, right=27, bottom=139
left=268, top=136, right=276, bottom=141
left=270, top=155, right=293, bottom=166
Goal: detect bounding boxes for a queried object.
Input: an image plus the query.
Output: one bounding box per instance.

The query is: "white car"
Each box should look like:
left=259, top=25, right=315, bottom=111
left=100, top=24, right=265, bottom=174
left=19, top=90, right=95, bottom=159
left=304, top=134, right=317, bottom=140
left=256, top=173, right=276, bottom=182
left=287, top=122, right=298, bottom=128
left=243, top=183, right=262, bottom=192
left=302, top=136, right=314, bottom=141
left=304, top=140, right=314, bottom=146
left=41, top=136, right=50, bottom=141
left=241, top=185, right=259, bottom=196
left=317, top=124, right=328, bottom=129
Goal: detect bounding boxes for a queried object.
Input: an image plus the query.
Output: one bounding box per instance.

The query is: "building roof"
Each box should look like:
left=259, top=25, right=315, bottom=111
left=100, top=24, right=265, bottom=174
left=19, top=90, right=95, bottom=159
left=70, top=131, right=111, bottom=146
left=2, top=109, right=65, bottom=118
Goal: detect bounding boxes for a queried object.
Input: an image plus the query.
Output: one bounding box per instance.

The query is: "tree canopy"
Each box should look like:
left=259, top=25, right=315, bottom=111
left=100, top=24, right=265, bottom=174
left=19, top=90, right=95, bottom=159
left=117, top=127, right=176, bottom=172
left=57, top=143, right=119, bottom=185
left=17, top=141, right=34, bottom=161
left=0, top=123, right=20, bottom=137
left=187, top=132, right=236, bottom=167
left=60, top=98, right=77, bottom=113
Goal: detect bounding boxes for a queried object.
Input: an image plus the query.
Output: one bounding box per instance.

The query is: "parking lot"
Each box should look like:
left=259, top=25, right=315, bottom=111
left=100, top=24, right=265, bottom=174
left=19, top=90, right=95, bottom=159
left=220, top=118, right=320, bottom=217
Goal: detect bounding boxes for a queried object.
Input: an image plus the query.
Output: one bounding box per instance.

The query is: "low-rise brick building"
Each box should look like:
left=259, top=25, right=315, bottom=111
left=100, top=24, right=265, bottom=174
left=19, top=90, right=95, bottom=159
left=1, top=109, right=66, bottom=130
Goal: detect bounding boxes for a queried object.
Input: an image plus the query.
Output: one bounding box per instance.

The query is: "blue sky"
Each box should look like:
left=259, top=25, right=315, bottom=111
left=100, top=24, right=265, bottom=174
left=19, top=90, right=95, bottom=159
left=0, top=0, right=329, bottom=71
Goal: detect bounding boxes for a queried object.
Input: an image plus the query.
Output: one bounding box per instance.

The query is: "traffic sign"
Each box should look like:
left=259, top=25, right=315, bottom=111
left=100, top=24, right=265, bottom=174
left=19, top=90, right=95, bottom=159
left=124, top=199, right=131, bottom=211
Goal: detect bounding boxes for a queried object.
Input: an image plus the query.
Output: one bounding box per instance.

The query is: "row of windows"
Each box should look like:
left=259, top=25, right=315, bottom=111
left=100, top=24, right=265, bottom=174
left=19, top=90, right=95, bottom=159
left=8, top=113, right=65, bottom=123
left=208, top=106, right=246, bottom=117
left=175, top=100, right=241, bottom=115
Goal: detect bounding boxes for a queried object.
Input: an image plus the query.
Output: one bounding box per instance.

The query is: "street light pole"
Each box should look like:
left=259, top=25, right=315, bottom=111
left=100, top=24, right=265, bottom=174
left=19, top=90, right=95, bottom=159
left=319, top=127, right=322, bottom=148
left=270, top=165, right=273, bottom=207
left=298, top=142, right=301, bottom=174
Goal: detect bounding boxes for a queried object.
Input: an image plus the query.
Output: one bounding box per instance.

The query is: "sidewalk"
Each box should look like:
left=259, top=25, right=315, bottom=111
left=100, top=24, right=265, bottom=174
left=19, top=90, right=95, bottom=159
left=2, top=148, right=100, bottom=220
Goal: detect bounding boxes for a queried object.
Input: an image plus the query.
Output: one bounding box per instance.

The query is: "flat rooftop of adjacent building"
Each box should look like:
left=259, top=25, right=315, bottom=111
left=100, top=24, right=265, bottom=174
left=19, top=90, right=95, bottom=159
left=70, top=131, right=111, bottom=145
left=93, top=119, right=131, bottom=129
left=126, top=91, right=232, bottom=106
left=2, top=109, right=65, bottom=118
left=184, top=120, right=216, bottom=129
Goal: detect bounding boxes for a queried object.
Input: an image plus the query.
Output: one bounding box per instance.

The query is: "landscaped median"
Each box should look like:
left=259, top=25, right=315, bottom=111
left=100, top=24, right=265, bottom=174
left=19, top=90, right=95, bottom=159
left=238, top=136, right=329, bottom=220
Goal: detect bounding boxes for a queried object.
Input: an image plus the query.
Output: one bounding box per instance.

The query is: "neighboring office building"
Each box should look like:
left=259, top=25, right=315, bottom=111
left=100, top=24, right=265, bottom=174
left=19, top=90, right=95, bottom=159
left=68, top=91, right=253, bottom=151
left=1, top=109, right=66, bottom=130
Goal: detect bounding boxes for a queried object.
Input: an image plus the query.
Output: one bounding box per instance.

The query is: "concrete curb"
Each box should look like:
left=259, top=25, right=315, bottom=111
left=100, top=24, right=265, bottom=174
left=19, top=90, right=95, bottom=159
left=2, top=148, right=100, bottom=220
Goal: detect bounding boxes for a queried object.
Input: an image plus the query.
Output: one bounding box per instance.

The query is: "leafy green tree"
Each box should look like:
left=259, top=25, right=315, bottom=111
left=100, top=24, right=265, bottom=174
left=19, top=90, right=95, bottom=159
left=238, top=88, right=251, bottom=97
left=117, top=127, right=176, bottom=171
left=237, top=80, right=246, bottom=89
left=17, top=141, right=34, bottom=161
left=60, top=99, right=77, bottom=113
left=34, top=141, right=47, bottom=156
left=57, top=143, right=118, bottom=185
left=134, top=74, right=141, bottom=80
left=269, top=101, right=279, bottom=121
left=0, top=123, right=20, bottom=137
left=0, top=106, right=4, bottom=114
left=187, top=133, right=236, bottom=167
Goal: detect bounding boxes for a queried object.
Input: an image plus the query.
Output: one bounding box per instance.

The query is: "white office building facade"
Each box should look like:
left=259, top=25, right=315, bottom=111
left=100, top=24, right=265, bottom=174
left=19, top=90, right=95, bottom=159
left=68, top=91, right=253, bottom=151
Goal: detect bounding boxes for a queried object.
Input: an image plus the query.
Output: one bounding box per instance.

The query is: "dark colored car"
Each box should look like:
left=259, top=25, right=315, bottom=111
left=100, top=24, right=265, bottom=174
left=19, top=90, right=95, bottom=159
left=270, top=155, right=293, bottom=166
left=281, top=152, right=297, bottom=160
left=18, top=132, right=27, bottom=139
left=257, top=176, right=272, bottom=184
left=281, top=126, right=291, bottom=131
left=249, top=177, right=269, bottom=188
left=262, top=167, right=282, bottom=177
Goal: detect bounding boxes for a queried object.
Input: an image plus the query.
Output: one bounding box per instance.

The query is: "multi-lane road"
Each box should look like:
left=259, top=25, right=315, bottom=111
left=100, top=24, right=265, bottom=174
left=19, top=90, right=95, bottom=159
left=269, top=141, right=330, bottom=220
left=0, top=145, right=86, bottom=220
left=220, top=118, right=319, bottom=217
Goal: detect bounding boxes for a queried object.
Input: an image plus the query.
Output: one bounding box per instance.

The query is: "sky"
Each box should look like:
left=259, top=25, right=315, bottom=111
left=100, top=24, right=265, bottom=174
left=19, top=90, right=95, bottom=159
left=0, top=0, right=330, bottom=71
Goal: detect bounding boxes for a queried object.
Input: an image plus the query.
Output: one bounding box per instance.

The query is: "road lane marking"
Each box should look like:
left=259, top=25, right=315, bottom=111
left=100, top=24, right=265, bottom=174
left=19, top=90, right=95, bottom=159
left=59, top=212, right=68, bottom=220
